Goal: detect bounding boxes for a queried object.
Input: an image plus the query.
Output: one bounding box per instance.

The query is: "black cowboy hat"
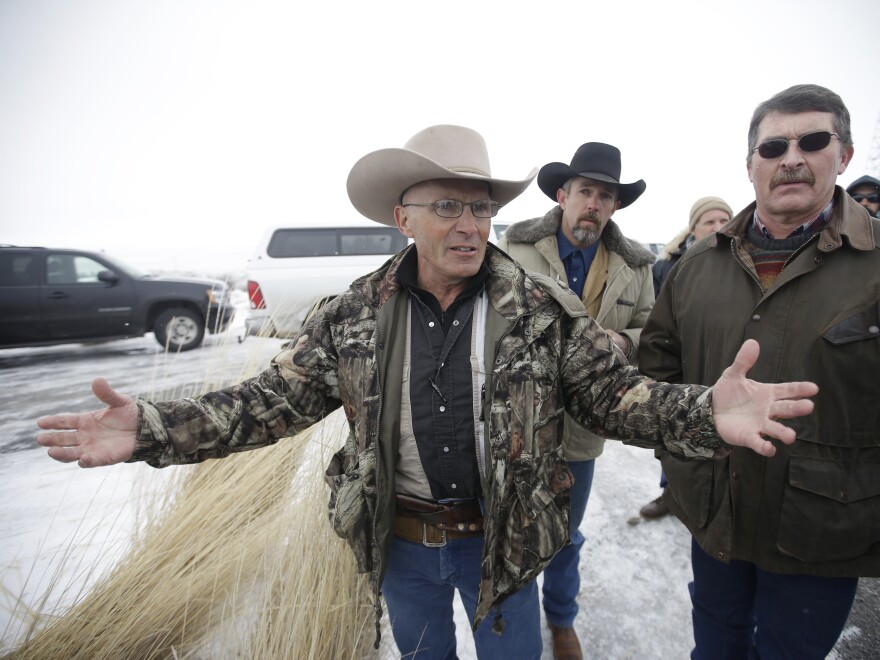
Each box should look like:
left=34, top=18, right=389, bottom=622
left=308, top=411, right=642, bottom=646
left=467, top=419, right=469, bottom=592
left=537, top=142, right=646, bottom=209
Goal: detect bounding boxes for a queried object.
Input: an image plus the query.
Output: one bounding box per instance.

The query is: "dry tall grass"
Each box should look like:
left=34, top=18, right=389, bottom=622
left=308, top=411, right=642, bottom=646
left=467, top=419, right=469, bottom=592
left=5, top=310, right=378, bottom=659
left=8, top=415, right=377, bottom=660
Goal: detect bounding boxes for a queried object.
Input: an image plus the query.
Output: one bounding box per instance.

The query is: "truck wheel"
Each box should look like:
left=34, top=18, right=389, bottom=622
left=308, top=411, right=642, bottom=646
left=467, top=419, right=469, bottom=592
left=153, top=308, right=205, bottom=351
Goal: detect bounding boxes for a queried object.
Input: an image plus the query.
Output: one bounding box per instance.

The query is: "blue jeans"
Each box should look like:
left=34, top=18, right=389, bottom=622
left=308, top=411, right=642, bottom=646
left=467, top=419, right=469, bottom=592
left=382, top=535, right=542, bottom=659
left=541, top=458, right=595, bottom=628
left=690, top=538, right=858, bottom=659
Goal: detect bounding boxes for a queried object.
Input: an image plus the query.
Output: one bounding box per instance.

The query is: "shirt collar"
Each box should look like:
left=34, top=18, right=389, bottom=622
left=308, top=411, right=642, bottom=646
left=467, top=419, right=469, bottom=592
left=752, top=199, right=834, bottom=238
left=395, top=245, right=491, bottom=300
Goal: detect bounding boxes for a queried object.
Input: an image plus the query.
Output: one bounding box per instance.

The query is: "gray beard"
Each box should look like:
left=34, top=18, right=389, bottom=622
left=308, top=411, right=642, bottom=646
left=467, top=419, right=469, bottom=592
left=572, top=225, right=600, bottom=245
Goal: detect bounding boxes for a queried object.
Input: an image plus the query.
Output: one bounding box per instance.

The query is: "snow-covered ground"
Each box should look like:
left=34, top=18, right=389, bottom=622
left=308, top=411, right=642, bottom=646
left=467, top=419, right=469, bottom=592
left=1, top=301, right=875, bottom=658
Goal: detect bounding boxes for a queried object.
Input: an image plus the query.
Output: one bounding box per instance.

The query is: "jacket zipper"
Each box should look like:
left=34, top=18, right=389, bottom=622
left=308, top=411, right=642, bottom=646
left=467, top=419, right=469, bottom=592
left=729, top=239, right=765, bottom=293
left=781, top=233, right=820, bottom=270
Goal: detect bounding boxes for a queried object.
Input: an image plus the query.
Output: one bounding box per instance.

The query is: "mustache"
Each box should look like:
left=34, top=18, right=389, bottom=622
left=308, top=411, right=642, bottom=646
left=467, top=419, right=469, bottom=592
left=771, top=169, right=815, bottom=189
left=577, top=211, right=601, bottom=223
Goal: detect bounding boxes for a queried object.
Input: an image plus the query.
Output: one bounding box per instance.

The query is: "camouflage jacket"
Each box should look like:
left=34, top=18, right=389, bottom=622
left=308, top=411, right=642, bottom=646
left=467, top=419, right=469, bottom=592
left=132, top=244, right=724, bottom=632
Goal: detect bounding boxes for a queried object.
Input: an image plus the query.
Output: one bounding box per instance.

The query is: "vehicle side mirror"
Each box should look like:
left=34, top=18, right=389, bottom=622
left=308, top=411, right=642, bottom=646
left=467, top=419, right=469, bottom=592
left=98, top=269, right=119, bottom=284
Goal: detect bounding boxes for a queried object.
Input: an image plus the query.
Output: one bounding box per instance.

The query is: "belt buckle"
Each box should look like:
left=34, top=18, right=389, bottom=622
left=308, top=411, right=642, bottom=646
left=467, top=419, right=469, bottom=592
left=421, top=522, right=447, bottom=548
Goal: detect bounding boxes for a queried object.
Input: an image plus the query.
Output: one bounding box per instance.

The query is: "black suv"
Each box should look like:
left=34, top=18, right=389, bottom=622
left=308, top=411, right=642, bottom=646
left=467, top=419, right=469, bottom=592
left=0, top=246, right=235, bottom=351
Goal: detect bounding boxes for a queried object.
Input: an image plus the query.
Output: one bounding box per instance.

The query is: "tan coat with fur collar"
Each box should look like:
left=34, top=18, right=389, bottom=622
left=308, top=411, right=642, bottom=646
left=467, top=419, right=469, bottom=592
left=497, top=207, right=656, bottom=460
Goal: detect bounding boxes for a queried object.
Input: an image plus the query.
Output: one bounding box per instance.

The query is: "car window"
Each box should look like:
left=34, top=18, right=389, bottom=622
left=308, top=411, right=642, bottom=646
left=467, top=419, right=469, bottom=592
left=267, top=228, right=407, bottom=258
left=46, top=254, right=107, bottom=284
left=0, top=253, right=37, bottom=286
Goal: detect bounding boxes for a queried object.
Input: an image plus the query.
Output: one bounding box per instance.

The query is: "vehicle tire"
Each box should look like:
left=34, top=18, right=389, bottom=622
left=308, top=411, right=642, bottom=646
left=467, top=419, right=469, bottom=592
left=153, top=307, right=205, bottom=351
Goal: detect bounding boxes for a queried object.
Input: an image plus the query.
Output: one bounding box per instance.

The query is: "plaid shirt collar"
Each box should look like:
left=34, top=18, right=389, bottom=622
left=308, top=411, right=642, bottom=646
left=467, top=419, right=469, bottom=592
left=752, top=199, right=834, bottom=238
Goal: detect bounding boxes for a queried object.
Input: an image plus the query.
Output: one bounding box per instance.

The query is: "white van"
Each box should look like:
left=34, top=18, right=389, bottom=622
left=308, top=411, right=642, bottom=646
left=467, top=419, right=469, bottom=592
left=243, top=221, right=409, bottom=338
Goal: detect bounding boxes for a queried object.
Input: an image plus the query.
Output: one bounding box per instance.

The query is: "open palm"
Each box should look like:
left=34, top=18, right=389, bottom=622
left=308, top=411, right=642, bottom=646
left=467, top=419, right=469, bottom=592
left=36, top=377, right=138, bottom=468
left=711, top=340, right=818, bottom=456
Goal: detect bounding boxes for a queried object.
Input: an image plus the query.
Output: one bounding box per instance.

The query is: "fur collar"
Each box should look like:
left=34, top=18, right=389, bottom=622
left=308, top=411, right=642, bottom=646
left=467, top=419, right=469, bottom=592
left=503, top=206, right=656, bottom=268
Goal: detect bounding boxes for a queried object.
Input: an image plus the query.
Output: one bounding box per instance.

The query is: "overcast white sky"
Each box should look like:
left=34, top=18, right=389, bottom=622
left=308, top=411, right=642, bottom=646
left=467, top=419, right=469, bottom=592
left=1, top=0, right=879, bottom=272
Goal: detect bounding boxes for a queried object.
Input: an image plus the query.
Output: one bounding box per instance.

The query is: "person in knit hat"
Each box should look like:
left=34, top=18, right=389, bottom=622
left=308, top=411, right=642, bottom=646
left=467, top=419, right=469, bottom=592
left=845, top=174, right=880, bottom=217
left=638, top=195, right=733, bottom=519
left=648, top=196, right=734, bottom=300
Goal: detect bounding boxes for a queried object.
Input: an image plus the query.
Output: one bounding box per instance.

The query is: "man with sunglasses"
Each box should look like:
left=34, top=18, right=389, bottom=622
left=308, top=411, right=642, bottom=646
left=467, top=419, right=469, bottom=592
left=497, top=142, right=655, bottom=660
left=640, top=84, right=880, bottom=659
left=846, top=174, right=880, bottom=218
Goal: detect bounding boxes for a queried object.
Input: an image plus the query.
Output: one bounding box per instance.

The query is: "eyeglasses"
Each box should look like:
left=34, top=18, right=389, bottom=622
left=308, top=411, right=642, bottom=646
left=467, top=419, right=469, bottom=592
left=402, top=199, right=501, bottom=218
left=752, top=131, right=839, bottom=159
left=852, top=193, right=880, bottom=204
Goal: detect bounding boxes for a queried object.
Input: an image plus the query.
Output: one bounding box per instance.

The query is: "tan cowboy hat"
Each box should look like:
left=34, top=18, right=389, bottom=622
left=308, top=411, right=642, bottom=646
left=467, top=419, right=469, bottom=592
left=346, top=125, right=538, bottom=226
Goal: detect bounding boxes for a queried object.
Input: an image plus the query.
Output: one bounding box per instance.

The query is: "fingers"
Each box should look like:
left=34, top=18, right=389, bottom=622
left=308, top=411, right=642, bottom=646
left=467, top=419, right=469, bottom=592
left=37, top=414, right=83, bottom=431
left=743, top=437, right=777, bottom=458
left=772, top=381, right=819, bottom=400
left=37, top=429, right=82, bottom=447
left=724, top=339, right=760, bottom=380
left=46, top=445, right=104, bottom=468
left=92, top=378, right=130, bottom=408
left=760, top=420, right=797, bottom=445
left=46, top=445, right=83, bottom=463
left=769, top=398, right=815, bottom=420
left=78, top=453, right=107, bottom=469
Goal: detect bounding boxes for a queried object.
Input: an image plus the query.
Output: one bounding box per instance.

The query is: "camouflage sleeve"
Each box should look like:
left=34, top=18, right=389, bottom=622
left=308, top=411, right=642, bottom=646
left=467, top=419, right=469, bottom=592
left=131, top=315, right=342, bottom=468
left=561, top=314, right=728, bottom=459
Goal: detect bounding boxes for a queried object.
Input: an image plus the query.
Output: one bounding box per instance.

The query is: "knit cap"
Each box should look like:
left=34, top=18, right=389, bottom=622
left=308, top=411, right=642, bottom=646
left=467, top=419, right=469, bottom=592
left=689, top=196, right=733, bottom=232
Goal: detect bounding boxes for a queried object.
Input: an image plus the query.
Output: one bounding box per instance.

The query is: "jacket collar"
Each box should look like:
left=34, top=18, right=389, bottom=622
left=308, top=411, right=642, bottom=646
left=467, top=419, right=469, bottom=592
left=718, top=186, right=876, bottom=253
left=350, top=243, right=549, bottom=323
left=502, top=206, right=656, bottom=268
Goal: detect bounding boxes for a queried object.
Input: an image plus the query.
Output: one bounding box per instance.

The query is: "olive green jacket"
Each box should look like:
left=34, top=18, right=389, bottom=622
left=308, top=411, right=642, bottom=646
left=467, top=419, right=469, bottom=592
left=133, top=244, right=724, bottom=633
left=640, top=188, right=880, bottom=576
left=497, top=208, right=656, bottom=460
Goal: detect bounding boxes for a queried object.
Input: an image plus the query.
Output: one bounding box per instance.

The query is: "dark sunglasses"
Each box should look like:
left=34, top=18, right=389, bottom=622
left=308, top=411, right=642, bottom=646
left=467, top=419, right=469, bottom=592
left=753, top=130, right=838, bottom=159
left=852, top=193, right=880, bottom=204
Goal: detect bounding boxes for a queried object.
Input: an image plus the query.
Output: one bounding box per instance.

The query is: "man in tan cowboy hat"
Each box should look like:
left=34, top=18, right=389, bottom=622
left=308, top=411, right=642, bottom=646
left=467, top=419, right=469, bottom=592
left=36, top=124, right=820, bottom=659
left=498, top=142, right=655, bottom=659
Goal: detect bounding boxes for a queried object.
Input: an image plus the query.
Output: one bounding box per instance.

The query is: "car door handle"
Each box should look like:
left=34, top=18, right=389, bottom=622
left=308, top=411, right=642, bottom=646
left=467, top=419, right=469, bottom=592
left=47, top=292, right=69, bottom=299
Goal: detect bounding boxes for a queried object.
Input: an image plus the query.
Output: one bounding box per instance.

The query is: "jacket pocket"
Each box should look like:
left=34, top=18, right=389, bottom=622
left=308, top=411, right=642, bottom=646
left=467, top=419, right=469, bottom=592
left=500, top=451, right=572, bottom=583
left=814, top=301, right=880, bottom=447
left=777, top=455, right=880, bottom=562
left=324, top=447, right=373, bottom=573
left=821, top=301, right=880, bottom=345
left=661, top=452, right=717, bottom=528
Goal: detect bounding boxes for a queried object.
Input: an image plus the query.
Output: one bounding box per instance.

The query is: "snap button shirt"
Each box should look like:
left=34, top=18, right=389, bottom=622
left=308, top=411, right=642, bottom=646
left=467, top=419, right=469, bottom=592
left=396, top=250, right=489, bottom=500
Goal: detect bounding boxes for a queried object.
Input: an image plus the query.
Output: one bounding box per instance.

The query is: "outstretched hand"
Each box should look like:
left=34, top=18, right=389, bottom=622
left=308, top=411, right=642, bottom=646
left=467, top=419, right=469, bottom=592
left=36, top=378, right=138, bottom=468
left=711, top=340, right=818, bottom=457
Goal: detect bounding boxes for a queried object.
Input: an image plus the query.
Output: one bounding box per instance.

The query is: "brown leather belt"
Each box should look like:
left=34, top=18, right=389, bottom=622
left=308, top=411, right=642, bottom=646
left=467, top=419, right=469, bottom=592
left=394, top=494, right=484, bottom=547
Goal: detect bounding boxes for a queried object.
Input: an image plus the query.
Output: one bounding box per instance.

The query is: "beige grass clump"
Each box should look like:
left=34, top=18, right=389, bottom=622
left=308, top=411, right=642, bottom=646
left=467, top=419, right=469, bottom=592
left=8, top=413, right=375, bottom=659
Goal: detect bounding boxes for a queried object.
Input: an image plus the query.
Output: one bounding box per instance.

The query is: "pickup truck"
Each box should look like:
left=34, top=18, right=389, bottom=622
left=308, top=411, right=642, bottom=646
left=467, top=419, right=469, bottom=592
left=243, top=223, right=408, bottom=338
left=0, top=245, right=235, bottom=351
